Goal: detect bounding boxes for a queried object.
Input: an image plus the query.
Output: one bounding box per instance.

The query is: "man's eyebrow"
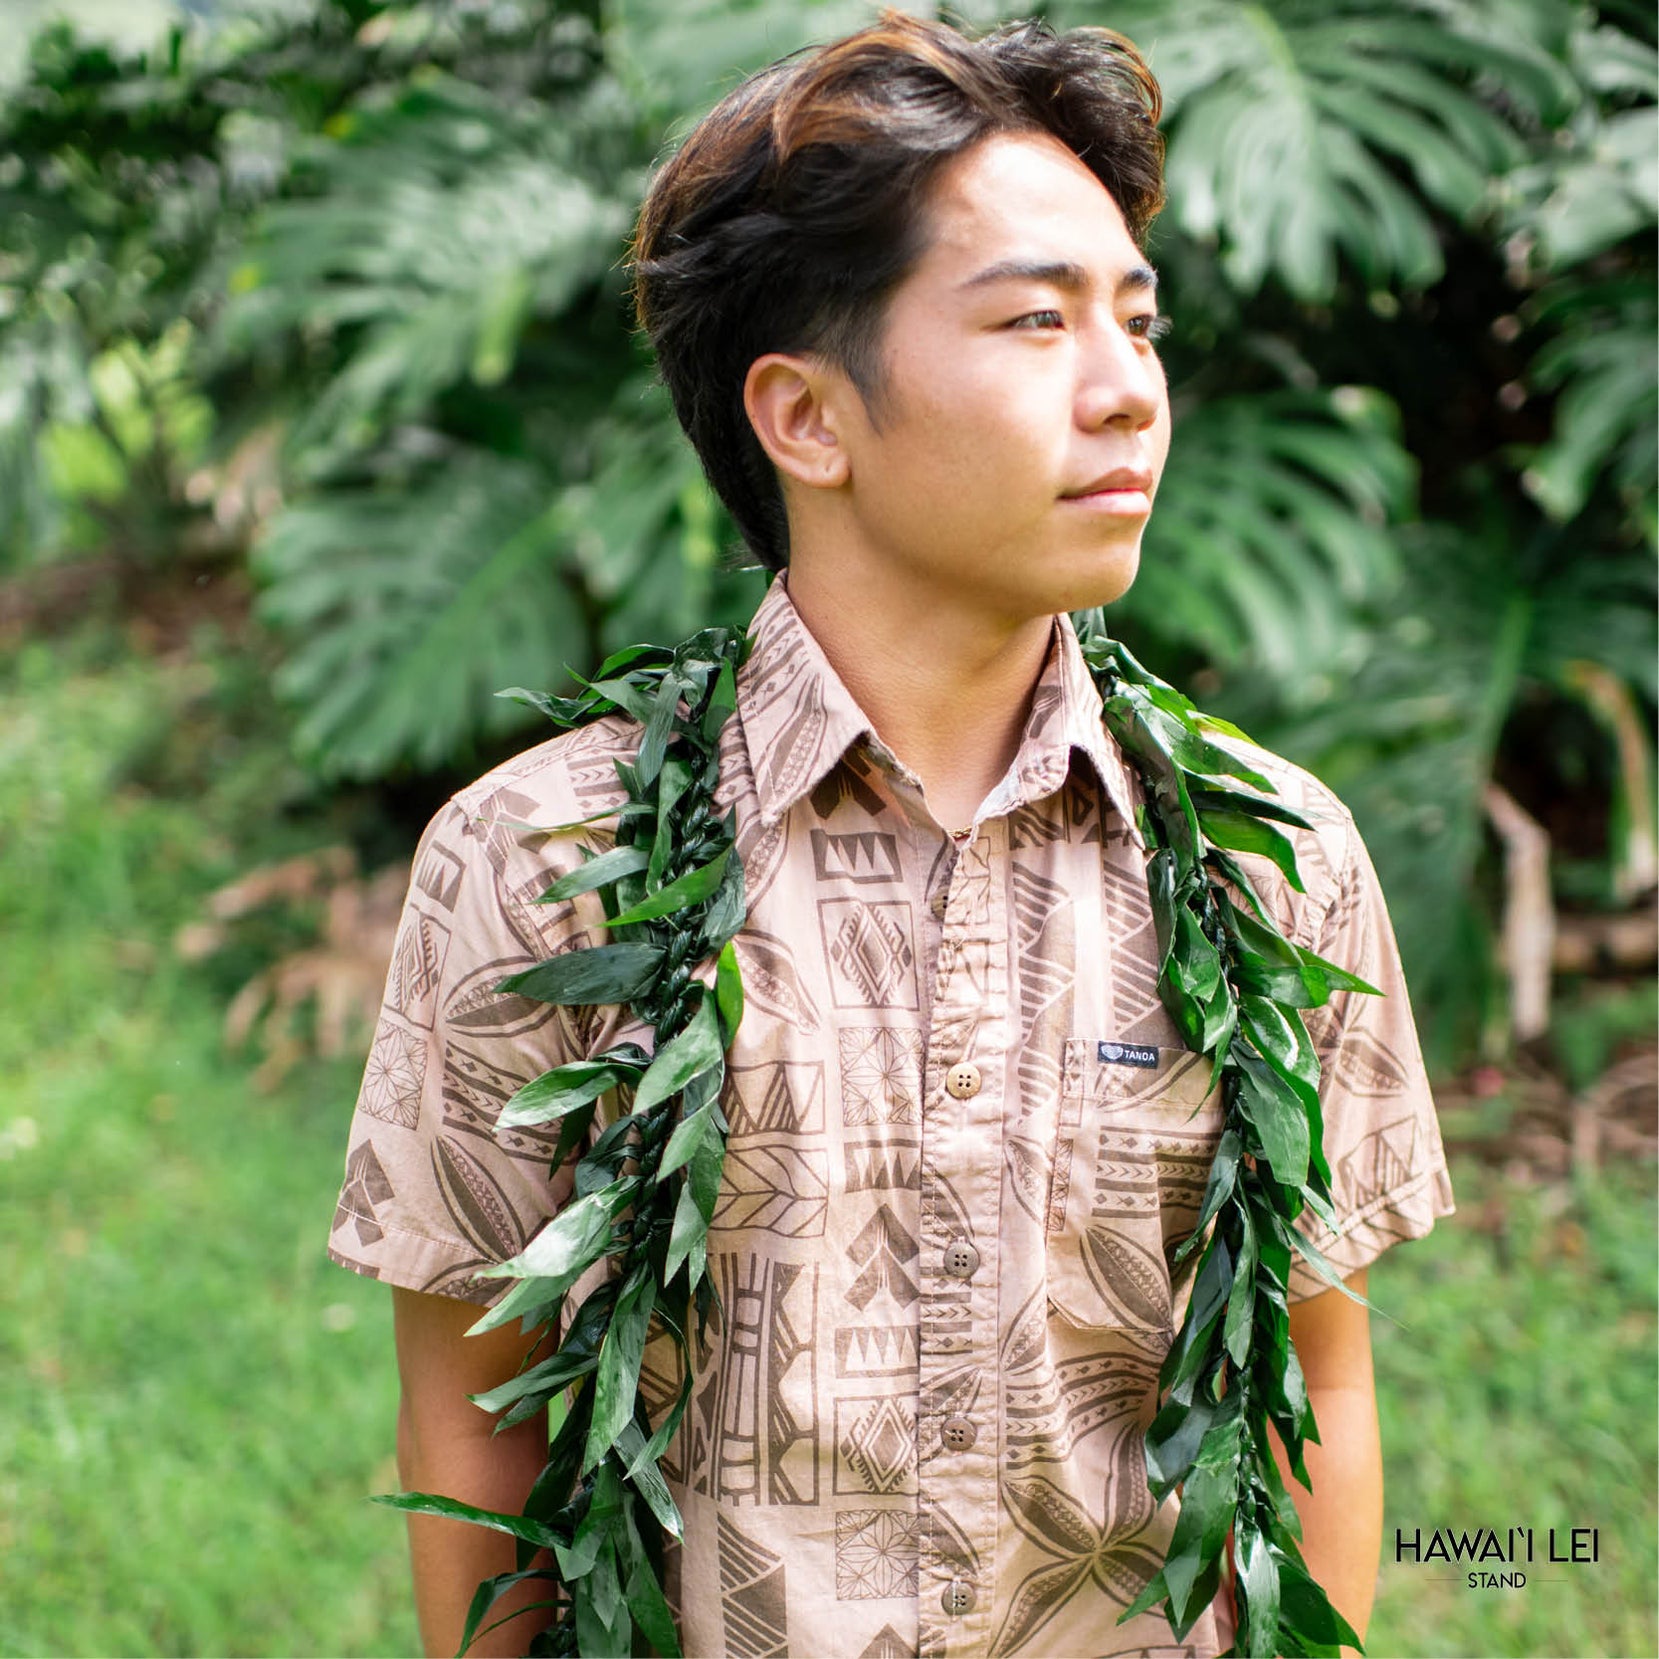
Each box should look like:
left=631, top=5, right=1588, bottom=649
left=956, top=257, right=1160, bottom=298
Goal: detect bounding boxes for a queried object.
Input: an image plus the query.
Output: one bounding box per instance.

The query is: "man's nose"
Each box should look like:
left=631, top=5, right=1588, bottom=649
left=1076, top=315, right=1164, bottom=431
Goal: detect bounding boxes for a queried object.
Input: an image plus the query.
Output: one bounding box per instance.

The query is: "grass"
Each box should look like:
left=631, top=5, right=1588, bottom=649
left=1367, top=1156, right=1657, bottom=1659
left=0, top=625, right=421, bottom=1656
left=1, top=624, right=1653, bottom=1657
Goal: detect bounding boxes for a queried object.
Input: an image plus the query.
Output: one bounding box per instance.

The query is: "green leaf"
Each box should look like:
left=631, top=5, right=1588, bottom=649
left=495, top=685, right=595, bottom=725
left=574, top=1533, right=631, bottom=1659
left=1235, top=1525, right=1282, bottom=1659
left=1174, top=905, right=1223, bottom=1000
left=1287, top=1224, right=1377, bottom=1310
left=552, top=1097, right=600, bottom=1171
left=371, top=1490, right=561, bottom=1550
left=1145, top=1383, right=1237, bottom=1496
left=1172, top=1130, right=1242, bottom=1265
left=658, top=1099, right=719, bottom=1180
left=1161, top=1233, right=1232, bottom=1397
left=623, top=1512, right=683, bottom=1657
left=606, top=846, right=731, bottom=928
left=476, top=1177, right=638, bottom=1287
left=617, top=1419, right=684, bottom=1542
left=1116, top=1566, right=1170, bottom=1627
left=561, top=1457, right=624, bottom=1580
left=685, top=1123, right=724, bottom=1221
left=538, top=844, right=650, bottom=904
left=498, top=1056, right=642, bottom=1130
left=664, top=1172, right=706, bottom=1287
left=1165, top=1413, right=1245, bottom=1614
left=635, top=671, right=686, bottom=788
left=1125, top=688, right=1274, bottom=791
left=701, top=830, right=747, bottom=947
left=1253, top=1428, right=1302, bottom=1541
left=1205, top=846, right=1274, bottom=922
left=584, top=1265, right=657, bottom=1473
left=1223, top=1206, right=1259, bottom=1367
left=463, top=1273, right=564, bottom=1338
left=584, top=674, right=660, bottom=725
left=646, top=758, right=692, bottom=892
left=1199, top=809, right=1306, bottom=894
left=1295, top=944, right=1382, bottom=1000
left=593, top=644, right=676, bottom=681
left=496, top=943, right=664, bottom=1005
left=1238, top=999, right=1322, bottom=1116
left=1278, top=1555, right=1363, bottom=1651
left=1190, top=782, right=1314, bottom=831
left=623, top=1329, right=696, bottom=1489
left=1147, top=847, right=1181, bottom=970
left=714, top=938, right=744, bottom=1043
left=634, top=993, right=722, bottom=1115
left=468, top=1344, right=600, bottom=1415
left=701, top=657, right=739, bottom=740
left=1235, top=1063, right=1312, bottom=1191
left=456, top=1569, right=560, bottom=1659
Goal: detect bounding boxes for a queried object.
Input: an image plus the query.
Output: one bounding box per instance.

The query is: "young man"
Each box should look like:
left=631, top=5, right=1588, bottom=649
left=327, top=12, right=1456, bottom=1657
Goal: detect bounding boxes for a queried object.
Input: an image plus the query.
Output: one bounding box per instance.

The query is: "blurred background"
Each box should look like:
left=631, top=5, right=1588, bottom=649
left=0, top=0, right=1653, bottom=1653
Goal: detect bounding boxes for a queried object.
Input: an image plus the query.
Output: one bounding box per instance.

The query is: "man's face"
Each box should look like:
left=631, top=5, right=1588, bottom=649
left=830, top=128, right=1171, bottom=620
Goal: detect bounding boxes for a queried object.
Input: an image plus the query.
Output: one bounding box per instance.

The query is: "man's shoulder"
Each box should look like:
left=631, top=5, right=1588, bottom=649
left=448, top=711, right=645, bottom=829
left=1205, top=729, right=1358, bottom=933
left=1223, top=731, right=1353, bottom=834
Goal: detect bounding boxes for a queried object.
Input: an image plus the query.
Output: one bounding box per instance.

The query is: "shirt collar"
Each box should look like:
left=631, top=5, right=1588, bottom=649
left=736, top=574, right=1145, bottom=849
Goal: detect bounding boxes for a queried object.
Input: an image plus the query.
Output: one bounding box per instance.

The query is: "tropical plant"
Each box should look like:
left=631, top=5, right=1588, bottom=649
left=1, top=0, right=1653, bottom=1050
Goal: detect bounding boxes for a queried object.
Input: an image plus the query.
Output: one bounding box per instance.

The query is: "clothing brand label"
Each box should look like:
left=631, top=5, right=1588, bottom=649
left=1098, top=1041, right=1159, bottom=1069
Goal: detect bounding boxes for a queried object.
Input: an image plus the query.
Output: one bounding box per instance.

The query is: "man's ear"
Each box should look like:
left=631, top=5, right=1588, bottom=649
left=742, top=353, right=852, bottom=491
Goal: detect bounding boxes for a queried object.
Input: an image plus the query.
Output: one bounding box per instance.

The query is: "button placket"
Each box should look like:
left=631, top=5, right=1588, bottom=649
left=916, top=820, right=1005, bottom=1651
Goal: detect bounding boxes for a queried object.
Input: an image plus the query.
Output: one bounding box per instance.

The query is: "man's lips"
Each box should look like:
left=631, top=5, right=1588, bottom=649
left=1062, top=468, right=1153, bottom=499
left=1061, top=469, right=1154, bottom=516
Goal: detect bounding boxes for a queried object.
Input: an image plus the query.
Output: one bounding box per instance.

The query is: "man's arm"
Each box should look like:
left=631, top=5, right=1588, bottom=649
left=393, top=1287, right=559, bottom=1658
left=1267, top=1267, right=1381, bottom=1657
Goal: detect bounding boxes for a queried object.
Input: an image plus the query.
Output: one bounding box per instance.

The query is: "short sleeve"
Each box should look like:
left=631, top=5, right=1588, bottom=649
left=326, top=795, right=599, bottom=1305
left=1287, top=813, right=1457, bottom=1302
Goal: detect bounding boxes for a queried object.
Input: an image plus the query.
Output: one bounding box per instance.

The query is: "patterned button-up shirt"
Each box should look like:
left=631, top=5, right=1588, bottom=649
left=329, top=574, right=1455, bottom=1658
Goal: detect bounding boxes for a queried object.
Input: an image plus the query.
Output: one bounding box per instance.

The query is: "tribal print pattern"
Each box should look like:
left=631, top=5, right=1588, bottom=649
left=328, top=575, right=1455, bottom=1657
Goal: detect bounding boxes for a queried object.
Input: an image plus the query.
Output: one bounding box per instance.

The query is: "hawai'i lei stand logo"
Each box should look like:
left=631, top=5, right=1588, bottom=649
left=1395, top=1525, right=1601, bottom=1590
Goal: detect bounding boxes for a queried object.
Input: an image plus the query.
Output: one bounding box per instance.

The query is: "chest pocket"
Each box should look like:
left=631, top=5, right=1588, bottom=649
left=1045, top=1037, right=1225, bottom=1335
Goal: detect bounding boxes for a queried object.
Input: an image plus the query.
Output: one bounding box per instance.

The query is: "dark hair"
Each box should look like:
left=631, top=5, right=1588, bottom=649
left=626, top=8, right=1165, bottom=572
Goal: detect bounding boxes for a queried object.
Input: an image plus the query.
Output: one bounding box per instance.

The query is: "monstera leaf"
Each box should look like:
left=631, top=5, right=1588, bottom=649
left=216, top=73, right=641, bottom=484
left=1052, top=0, right=1580, bottom=298
left=252, top=384, right=763, bottom=779
left=1119, top=386, right=1412, bottom=688
left=253, top=445, right=585, bottom=776
left=605, top=0, right=881, bottom=123
left=1262, top=520, right=1656, bottom=1064
left=1521, top=271, right=1657, bottom=534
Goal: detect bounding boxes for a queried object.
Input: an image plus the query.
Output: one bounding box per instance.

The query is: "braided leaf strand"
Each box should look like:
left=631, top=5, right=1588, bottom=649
left=375, top=627, right=748, bottom=1658
left=1075, top=612, right=1378, bottom=1659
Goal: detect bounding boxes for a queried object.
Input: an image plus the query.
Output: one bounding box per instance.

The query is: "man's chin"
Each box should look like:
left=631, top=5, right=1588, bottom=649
left=1046, top=547, right=1141, bottom=616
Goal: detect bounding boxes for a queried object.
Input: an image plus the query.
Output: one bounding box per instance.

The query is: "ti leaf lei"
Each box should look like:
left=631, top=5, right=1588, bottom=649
left=378, top=609, right=1383, bottom=1659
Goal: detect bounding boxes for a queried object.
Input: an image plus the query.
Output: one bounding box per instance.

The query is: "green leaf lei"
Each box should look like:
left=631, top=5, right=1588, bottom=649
left=377, top=611, right=1383, bottom=1659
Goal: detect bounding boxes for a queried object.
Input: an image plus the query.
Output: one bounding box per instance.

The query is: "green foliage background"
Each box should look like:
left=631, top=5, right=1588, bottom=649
left=4, top=0, right=1653, bottom=1063
left=1, top=2, right=1654, bottom=1655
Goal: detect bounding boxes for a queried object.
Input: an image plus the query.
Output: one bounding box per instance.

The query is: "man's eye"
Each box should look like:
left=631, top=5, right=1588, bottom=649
left=1130, top=314, right=1174, bottom=343
left=1009, top=309, right=1066, bottom=330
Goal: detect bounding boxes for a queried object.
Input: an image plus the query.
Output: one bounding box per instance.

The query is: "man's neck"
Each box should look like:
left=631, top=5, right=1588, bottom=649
left=782, top=561, right=1055, bottom=835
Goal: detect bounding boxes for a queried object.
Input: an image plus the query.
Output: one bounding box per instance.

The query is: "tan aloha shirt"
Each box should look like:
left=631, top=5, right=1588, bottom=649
left=329, top=573, right=1456, bottom=1659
